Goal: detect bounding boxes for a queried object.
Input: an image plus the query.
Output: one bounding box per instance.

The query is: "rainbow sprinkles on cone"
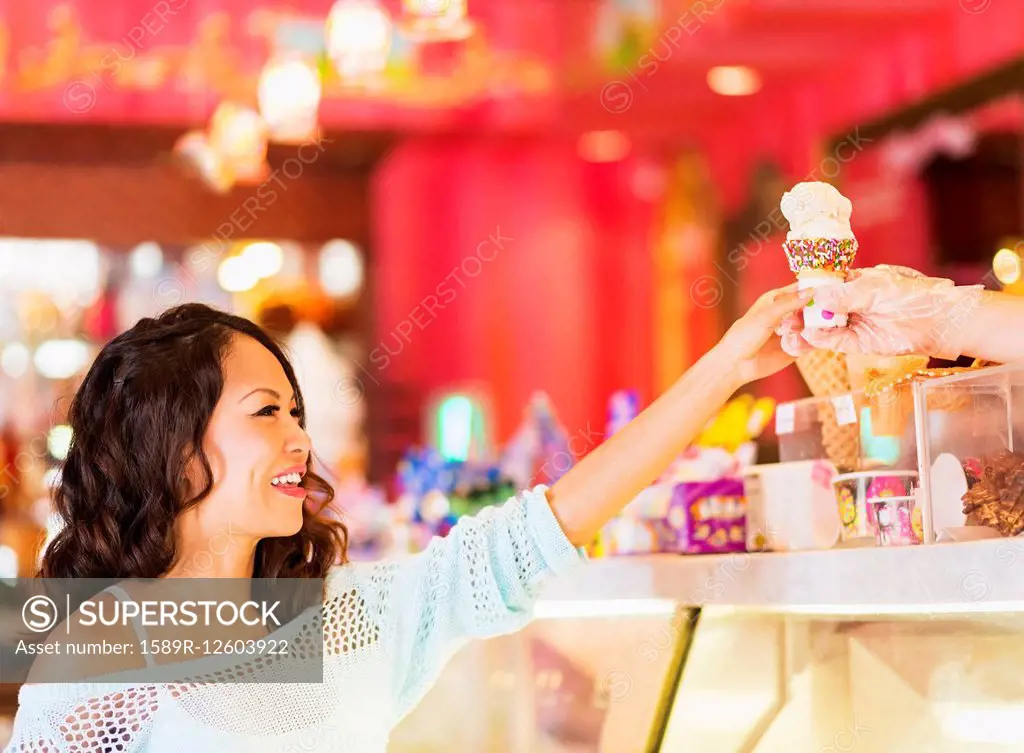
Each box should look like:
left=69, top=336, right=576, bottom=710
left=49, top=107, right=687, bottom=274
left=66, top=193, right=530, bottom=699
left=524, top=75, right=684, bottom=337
left=780, top=182, right=858, bottom=329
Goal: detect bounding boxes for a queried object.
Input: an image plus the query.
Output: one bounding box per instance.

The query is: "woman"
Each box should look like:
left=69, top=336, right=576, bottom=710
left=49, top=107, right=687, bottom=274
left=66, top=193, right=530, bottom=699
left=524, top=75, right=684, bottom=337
left=8, top=287, right=811, bottom=752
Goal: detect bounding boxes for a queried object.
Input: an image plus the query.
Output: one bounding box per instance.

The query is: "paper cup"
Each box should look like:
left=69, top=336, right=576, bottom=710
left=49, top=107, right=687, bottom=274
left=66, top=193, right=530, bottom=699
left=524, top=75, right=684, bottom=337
left=743, top=460, right=839, bottom=551
left=833, top=470, right=918, bottom=542
left=798, top=274, right=847, bottom=329
left=869, top=496, right=923, bottom=546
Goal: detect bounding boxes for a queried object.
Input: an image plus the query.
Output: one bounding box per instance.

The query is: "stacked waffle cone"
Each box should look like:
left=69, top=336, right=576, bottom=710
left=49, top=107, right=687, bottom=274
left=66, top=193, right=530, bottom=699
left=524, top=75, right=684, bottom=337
left=857, top=357, right=980, bottom=436
left=794, top=350, right=861, bottom=471
left=847, top=354, right=928, bottom=437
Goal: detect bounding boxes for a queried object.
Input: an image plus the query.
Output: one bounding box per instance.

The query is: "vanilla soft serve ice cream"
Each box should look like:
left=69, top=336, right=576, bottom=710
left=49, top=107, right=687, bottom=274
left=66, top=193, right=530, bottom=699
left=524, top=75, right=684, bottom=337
left=781, top=182, right=855, bottom=241
left=780, top=182, right=858, bottom=329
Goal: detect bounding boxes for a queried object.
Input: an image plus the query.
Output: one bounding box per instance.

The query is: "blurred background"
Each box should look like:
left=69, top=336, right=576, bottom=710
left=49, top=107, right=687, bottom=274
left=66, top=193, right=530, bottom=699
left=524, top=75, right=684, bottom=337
left=0, top=0, right=1021, bottom=748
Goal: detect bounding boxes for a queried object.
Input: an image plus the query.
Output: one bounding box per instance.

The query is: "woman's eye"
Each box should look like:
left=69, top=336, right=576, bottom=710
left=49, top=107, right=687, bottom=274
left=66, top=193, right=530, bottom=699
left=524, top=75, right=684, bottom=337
left=255, top=405, right=280, bottom=417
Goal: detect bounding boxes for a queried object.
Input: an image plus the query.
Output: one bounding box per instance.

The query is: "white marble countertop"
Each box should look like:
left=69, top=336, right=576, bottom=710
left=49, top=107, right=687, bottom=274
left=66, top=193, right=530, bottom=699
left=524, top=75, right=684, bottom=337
left=537, top=538, right=1024, bottom=617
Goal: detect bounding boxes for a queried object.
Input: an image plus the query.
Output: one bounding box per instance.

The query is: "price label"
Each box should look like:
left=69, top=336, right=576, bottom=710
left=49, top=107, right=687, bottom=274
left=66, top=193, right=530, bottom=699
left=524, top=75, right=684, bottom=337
left=832, top=395, right=858, bottom=426
left=775, top=403, right=795, bottom=435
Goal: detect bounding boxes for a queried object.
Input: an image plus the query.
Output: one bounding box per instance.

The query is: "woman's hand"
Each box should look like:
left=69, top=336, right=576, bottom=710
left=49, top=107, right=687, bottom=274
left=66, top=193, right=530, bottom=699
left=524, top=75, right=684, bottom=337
left=716, top=284, right=815, bottom=385
left=548, top=282, right=812, bottom=546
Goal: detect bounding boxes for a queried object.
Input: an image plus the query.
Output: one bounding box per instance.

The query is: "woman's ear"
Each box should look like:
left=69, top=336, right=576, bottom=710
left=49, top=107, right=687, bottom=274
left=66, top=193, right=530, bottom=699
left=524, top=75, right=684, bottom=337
left=180, top=441, right=215, bottom=505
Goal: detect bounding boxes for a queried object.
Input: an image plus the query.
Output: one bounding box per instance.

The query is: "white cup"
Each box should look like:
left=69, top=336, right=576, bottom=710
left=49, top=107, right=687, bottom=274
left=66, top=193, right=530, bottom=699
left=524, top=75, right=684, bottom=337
left=798, top=274, right=847, bottom=329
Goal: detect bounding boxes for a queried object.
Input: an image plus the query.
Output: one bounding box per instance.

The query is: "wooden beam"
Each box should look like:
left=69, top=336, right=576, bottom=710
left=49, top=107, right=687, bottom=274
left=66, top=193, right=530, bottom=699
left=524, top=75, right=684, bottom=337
left=826, top=56, right=1024, bottom=152
left=0, top=122, right=396, bottom=172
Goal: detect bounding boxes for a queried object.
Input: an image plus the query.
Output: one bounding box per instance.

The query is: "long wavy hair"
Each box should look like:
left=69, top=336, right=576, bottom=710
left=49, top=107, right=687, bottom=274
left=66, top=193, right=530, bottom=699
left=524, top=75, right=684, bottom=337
left=39, top=303, right=348, bottom=580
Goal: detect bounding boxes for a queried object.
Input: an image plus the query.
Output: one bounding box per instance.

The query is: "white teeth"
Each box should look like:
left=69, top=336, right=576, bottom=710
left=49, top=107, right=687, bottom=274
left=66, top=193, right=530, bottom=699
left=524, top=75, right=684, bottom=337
left=271, top=472, right=303, bottom=486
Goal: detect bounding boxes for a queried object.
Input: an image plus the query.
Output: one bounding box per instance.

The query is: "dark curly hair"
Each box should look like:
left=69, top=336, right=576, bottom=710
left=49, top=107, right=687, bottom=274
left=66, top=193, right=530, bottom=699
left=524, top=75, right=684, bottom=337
left=39, top=303, right=348, bottom=580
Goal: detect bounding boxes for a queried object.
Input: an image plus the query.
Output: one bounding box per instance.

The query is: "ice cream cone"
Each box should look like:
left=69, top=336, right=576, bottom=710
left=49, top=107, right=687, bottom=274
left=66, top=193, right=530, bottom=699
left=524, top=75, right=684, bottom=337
left=781, top=183, right=858, bottom=330
left=845, top=354, right=930, bottom=393
left=795, top=349, right=851, bottom=398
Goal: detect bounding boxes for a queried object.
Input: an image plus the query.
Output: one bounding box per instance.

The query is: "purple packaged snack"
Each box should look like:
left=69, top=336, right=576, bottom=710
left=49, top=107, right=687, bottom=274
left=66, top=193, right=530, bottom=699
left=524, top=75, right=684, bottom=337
left=668, top=479, right=747, bottom=554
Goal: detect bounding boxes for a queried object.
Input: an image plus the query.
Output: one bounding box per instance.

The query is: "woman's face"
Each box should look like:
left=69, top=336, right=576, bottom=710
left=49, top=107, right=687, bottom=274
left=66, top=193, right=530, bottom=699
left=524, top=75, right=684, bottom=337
left=196, top=334, right=312, bottom=541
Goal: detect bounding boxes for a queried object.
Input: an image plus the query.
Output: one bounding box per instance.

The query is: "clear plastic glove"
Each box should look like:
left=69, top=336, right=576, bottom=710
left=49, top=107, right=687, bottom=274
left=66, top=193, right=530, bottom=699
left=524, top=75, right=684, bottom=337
left=777, top=313, right=815, bottom=358
left=777, top=265, right=985, bottom=359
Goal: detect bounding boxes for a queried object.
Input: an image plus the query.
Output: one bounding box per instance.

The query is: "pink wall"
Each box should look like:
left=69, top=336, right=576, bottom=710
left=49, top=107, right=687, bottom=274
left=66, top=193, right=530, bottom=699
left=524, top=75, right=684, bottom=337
left=705, top=2, right=1023, bottom=213
left=371, top=137, right=655, bottom=445
left=713, top=3, right=1022, bottom=408
left=370, top=4, right=1023, bottom=455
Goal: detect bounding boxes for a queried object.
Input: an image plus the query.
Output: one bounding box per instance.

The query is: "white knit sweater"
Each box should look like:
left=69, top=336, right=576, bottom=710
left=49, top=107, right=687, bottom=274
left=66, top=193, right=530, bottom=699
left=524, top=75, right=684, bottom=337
left=6, top=487, right=584, bottom=752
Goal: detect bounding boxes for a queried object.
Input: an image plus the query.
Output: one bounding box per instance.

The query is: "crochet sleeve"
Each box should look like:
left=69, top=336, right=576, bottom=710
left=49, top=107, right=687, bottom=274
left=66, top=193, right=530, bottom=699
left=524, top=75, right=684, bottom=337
left=5, top=685, right=158, bottom=752
left=385, top=486, right=584, bottom=721
left=2, top=703, right=59, bottom=753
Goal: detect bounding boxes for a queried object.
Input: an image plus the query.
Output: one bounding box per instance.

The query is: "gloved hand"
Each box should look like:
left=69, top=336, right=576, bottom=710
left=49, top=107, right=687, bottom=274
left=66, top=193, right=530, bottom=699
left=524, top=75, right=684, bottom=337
left=778, top=265, right=986, bottom=359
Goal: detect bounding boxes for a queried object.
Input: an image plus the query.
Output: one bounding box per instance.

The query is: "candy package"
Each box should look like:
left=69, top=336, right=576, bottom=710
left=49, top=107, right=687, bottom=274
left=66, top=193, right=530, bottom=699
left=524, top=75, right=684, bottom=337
left=667, top=479, right=747, bottom=554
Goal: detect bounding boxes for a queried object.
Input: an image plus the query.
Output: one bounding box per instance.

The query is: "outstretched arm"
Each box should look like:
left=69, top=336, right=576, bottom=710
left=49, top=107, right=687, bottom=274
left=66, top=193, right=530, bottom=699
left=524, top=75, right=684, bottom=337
left=948, top=290, right=1024, bottom=364
left=370, top=284, right=811, bottom=716
left=548, top=285, right=812, bottom=547
left=783, top=265, right=1024, bottom=365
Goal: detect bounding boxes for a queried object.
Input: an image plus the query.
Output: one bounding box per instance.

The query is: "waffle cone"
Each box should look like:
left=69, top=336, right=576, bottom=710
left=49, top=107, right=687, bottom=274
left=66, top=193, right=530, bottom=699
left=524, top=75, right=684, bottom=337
left=819, top=402, right=861, bottom=472
left=846, top=354, right=926, bottom=437
left=861, top=361, right=980, bottom=436
left=795, top=350, right=860, bottom=470
left=795, top=350, right=851, bottom=398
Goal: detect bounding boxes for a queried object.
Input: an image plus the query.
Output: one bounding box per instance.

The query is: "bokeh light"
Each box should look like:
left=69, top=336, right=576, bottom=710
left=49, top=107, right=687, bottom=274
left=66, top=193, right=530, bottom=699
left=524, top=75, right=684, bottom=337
left=258, top=54, right=322, bottom=143
left=707, top=66, right=761, bottom=96
left=242, top=242, right=285, bottom=279
left=325, top=0, right=393, bottom=80
left=218, top=256, right=261, bottom=293
left=129, top=242, right=164, bottom=279
left=319, top=240, right=365, bottom=297
left=993, top=247, right=1022, bottom=285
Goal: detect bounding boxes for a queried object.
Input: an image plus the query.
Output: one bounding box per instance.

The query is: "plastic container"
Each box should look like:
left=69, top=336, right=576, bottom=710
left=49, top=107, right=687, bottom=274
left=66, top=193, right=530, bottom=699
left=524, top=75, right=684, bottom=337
left=776, top=393, right=863, bottom=472
left=912, top=363, right=1024, bottom=542
left=775, top=391, right=912, bottom=474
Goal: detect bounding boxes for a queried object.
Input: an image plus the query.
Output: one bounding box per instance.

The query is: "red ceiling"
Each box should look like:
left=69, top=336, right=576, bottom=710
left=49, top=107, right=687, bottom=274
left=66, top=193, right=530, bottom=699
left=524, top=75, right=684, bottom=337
left=0, top=0, right=1020, bottom=188
left=556, top=0, right=1008, bottom=133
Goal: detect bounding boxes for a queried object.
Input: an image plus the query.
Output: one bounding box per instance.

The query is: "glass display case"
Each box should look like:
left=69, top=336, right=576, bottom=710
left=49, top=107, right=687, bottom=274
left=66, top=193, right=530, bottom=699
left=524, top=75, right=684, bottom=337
left=774, top=364, right=1024, bottom=547
left=913, top=363, right=1024, bottom=543
left=662, top=607, right=1024, bottom=753
left=775, top=391, right=912, bottom=474
left=393, top=544, right=1024, bottom=752
left=390, top=603, right=696, bottom=752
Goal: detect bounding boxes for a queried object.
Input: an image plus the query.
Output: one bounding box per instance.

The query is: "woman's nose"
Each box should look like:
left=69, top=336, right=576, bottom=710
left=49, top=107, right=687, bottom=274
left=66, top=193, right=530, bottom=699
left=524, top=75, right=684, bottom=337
left=287, top=424, right=312, bottom=458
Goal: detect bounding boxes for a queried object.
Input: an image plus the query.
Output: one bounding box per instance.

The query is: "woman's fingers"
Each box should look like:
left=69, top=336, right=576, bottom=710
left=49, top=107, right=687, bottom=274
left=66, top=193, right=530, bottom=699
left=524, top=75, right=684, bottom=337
left=756, top=289, right=813, bottom=326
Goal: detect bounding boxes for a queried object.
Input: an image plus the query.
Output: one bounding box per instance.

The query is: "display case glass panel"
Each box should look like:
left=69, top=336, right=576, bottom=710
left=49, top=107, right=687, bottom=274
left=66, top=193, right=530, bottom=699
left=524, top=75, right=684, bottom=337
left=663, top=607, right=1024, bottom=753
left=390, top=609, right=694, bottom=752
